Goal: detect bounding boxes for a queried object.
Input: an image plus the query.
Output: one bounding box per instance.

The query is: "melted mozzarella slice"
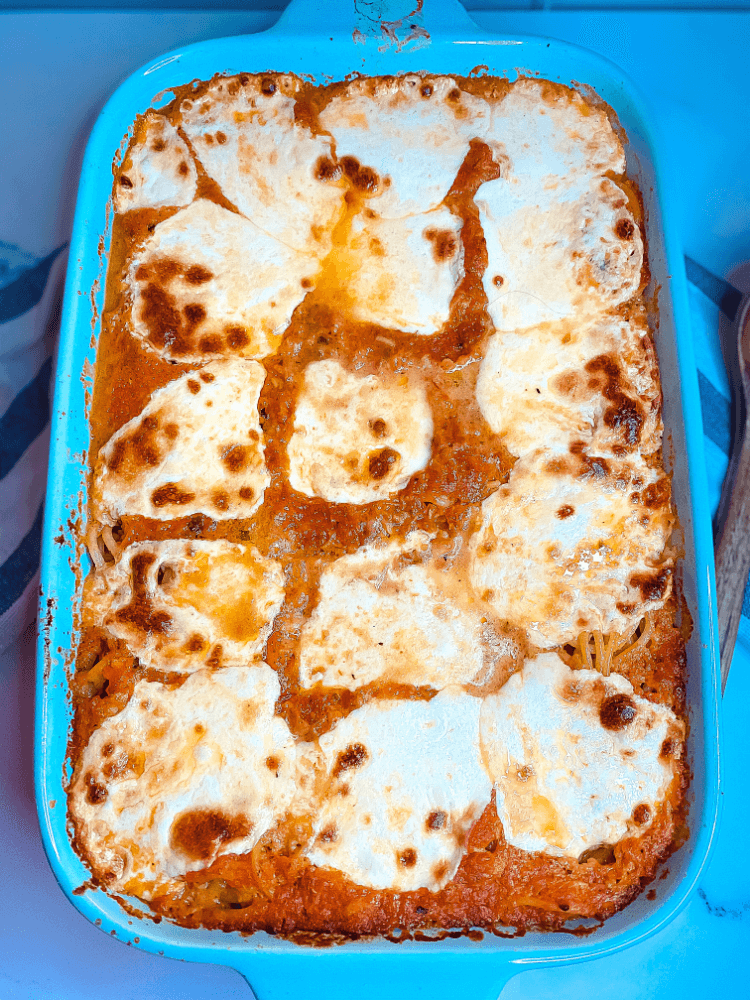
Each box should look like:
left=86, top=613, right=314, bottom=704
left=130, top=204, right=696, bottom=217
left=480, top=653, right=681, bottom=857
left=319, top=75, right=490, bottom=218
left=114, top=113, right=197, bottom=213
left=477, top=176, right=643, bottom=332
left=298, top=533, right=495, bottom=691
left=469, top=450, right=674, bottom=647
left=93, top=359, right=269, bottom=522
left=487, top=79, right=625, bottom=188
left=129, top=199, right=317, bottom=362
left=69, top=665, right=298, bottom=896
left=85, top=540, right=285, bottom=671
left=338, top=206, right=464, bottom=335
left=179, top=75, right=344, bottom=255
left=476, top=310, right=662, bottom=459
left=305, top=688, right=492, bottom=891
left=287, top=359, right=432, bottom=504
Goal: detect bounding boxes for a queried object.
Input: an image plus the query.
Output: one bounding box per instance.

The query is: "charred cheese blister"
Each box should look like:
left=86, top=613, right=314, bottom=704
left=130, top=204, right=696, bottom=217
left=477, top=177, right=643, bottom=332
left=287, top=359, right=433, bottom=504
left=480, top=653, right=682, bottom=858
left=69, top=665, right=298, bottom=896
left=85, top=540, right=285, bottom=671
left=339, top=206, right=464, bottom=335
left=298, top=533, right=502, bottom=691
left=129, top=199, right=317, bottom=362
left=476, top=310, right=662, bottom=459
left=114, top=113, right=197, bottom=214
left=93, top=359, right=269, bottom=522
left=469, top=450, right=674, bottom=648
left=319, top=75, right=490, bottom=219
left=179, top=75, right=345, bottom=256
left=305, top=688, right=492, bottom=892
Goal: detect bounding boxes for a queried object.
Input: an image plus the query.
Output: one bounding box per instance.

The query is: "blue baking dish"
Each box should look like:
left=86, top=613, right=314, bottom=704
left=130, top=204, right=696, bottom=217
left=35, top=1, right=722, bottom=996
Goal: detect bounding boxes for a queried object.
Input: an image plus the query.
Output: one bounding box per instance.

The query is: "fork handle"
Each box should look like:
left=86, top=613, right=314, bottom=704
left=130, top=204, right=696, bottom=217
left=714, top=299, right=750, bottom=693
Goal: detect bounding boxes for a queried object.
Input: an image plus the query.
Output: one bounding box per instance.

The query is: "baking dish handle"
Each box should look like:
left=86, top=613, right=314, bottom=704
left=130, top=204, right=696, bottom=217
left=269, top=0, right=485, bottom=41
left=230, top=951, right=523, bottom=1000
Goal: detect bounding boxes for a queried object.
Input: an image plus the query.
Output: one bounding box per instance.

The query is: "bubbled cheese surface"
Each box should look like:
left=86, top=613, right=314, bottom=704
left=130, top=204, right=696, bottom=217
left=114, top=113, right=197, bottom=214
left=128, top=199, right=318, bottom=362
left=85, top=540, right=285, bottom=672
left=318, top=75, right=490, bottom=218
left=304, top=688, right=492, bottom=892
left=287, top=359, right=433, bottom=504
left=93, top=359, right=269, bottom=522
left=469, top=450, right=674, bottom=648
left=339, top=206, right=464, bottom=335
left=476, top=310, right=662, bottom=459
left=298, top=533, right=495, bottom=691
left=480, top=654, right=681, bottom=857
left=178, top=75, right=345, bottom=256
left=69, top=665, right=298, bottom=895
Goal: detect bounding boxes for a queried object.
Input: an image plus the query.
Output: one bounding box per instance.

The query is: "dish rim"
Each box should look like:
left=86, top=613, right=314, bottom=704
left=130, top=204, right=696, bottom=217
left=34, top=0, right=722, bottom=990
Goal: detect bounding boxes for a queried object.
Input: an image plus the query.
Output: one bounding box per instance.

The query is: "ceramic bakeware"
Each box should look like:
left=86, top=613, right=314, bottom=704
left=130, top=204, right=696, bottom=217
left=35, top=1, right=722, bottom=996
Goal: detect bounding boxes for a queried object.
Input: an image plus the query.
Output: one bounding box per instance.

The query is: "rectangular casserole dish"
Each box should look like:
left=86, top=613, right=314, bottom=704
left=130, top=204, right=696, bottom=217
left=35, top=1, right=722, bottom=996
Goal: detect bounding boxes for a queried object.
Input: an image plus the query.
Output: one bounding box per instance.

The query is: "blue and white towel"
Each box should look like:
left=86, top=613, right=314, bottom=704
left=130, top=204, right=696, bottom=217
left=0, top=242, right=748, bottom=667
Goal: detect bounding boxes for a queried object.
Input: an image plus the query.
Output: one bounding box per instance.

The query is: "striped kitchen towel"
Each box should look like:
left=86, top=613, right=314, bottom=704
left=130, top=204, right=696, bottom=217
left=0, top=242, right=66, bottom=651
left=0, top=242, right=748, bottom=659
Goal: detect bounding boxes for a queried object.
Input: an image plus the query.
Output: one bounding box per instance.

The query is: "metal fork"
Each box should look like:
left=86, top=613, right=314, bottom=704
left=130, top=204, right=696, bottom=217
left=686, top=256, right=750, bottom=693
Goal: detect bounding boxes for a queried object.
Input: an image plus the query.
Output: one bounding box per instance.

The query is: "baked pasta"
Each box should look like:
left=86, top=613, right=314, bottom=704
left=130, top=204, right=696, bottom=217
left=68, top=72, right=688, bottom=941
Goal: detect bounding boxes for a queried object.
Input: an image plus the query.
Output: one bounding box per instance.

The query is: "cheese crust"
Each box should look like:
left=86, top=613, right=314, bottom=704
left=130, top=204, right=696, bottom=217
left=70, top=72, right=687, bottom=941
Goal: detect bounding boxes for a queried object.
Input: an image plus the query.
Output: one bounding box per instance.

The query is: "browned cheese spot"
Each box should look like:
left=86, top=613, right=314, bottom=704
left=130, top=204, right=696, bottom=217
left=556, top=504, right=575, bottom=519
left=108, top=414, right=163, bottom=472
left=186, top=378, right=201, bottom=395
left=151, top=483, right=196, bottom=508
left=152, top=138, right=167, bottom=152
left=206, top=644, right=223, bottom=669
left=221, top=444, right=249, bottom=473
left=261, top=77, right=276, bottom=96
left=156, top=563, right=177, bottom=587
left=642, top=478, right=671, bottom=510
left=319, top=824, right=338, bottom=844
left=199, top=334, right=223, bottom=353
left=239, top=486, right=255, bottom=501
left=426, top=810, right=447, bottom=831
left=615, top=218, right=635, bottom=241
left=85, top=772, right=108, bottom=805
left=164, top=422, right=179, bottom=440
left=225, top=326, right=249, bottom=350
left=184, top=304, right=206, bottom=330
left=186, top=265, right=213, bottom=285
left=114, top=552, right=173, bottom=635
left=368, top=447, right=399, bottom=481
left=184, top=633, right=206, bottom=653
left=199, top=370, right=215, bottom=383
left=632, top=803, right=651, bottom=825
left=630, top=569, right=671, bottom=603
left=369, top=418, right=387, bottom=438
left=178, top=161, right=189, bottom=176
left=265, top=755, right=280, bottom=772
left=215, top=131, right=227, bottom=145
left=399, top=848, right=418, bottom=868
left=314, top=156, right=342, bottom=183
left=492, top=274, right=504, bottom=287
left=585, top=354, right=643, bottom=448
left=212, top=489, right=229, bottom=511
left=334, top=742, right=369, bottom=777
left=424, top=227, right=458, bottom=263
left=599, top=693, right=638, bottom=731
left=420, top=83, right=433, bottom=98
left=170, top=809, right=251, bottom=861
left=340, top=156, right=379, bottom=193
left=119, top=175, right=133, bottom=189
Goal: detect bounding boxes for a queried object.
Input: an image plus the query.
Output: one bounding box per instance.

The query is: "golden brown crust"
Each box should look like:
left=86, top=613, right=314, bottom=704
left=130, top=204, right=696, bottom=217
left=69, top=71, right=689, bottom=940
